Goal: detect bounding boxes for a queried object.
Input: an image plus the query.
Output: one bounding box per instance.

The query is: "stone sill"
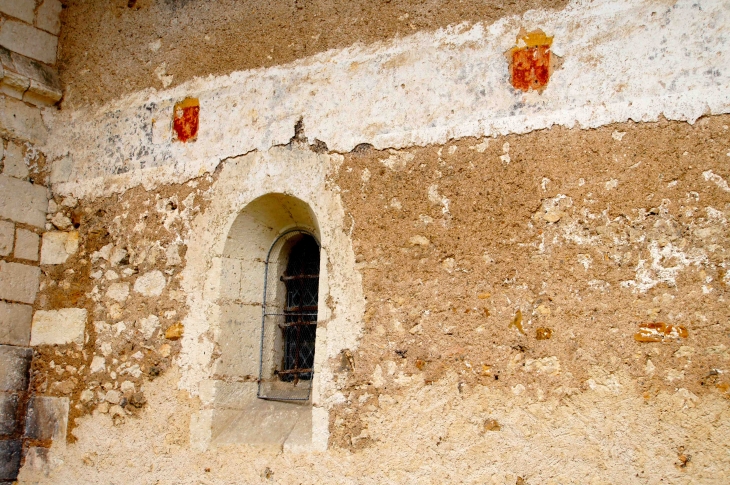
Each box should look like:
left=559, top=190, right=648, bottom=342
left=0, top=47, right=61, bottom=107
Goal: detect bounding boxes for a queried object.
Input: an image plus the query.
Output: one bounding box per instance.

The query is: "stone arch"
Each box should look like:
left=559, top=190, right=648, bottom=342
left=210, top=193, right=322, bottom=448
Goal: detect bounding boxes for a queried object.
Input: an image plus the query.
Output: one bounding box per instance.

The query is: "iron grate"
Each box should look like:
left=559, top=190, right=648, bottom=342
left=258, top=229, right=320, bottom=401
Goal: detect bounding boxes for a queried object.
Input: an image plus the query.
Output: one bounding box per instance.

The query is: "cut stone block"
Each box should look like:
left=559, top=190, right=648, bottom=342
left=0, top=94, right=49, bottom=145
left=0, top=20, right=58, bottom=65
left=0, top=345, right=32, bottom=391
left=25, top=396, right=69, bottom=442
left=0, top=301, right=32, bottom=346
left=0, top=49, right=63, bottom=106
left=0, top=69, right=28, bottom=99
left=36, top=0, right=63, bottom=36
left=2, top=141, right=27, bottom=179
left=0, top=220, right=12, bottom=256
left=20, top=446, right=50, bottom=477
left=10, top=51, right=61, bottom=90
left=24, top=78, right=63, bottom=106
left=30, top=308, right=87, bottom=346
left=49, top=155, right=72, bottom=184
left=0, top=260, right=41, bottom=304
left=0, top=0, right=35, bottom=24
left=0, top=391, right=19, bottom=435
left=40, top=231, right=78, bottom=265
left=0, top=175, right=48, bottom=228
left=14, top=228, right=39, bottom=261
left=0, top=439, right=22, bottom=481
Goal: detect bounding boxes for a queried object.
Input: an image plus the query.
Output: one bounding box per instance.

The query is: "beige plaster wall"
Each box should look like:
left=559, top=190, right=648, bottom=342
left=14, top=0, right=730, bottom=483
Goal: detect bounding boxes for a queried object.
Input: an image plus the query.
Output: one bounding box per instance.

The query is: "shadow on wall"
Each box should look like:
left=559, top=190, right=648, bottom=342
left=210, top=193, right=321, bottom=448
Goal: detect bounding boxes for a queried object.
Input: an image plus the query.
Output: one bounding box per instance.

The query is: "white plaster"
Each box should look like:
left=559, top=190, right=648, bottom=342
left=45, top=0, right=730, bottom=198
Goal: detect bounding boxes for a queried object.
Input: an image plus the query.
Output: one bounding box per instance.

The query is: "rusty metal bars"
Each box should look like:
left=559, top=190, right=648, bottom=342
left=257, top=229, right=320, bottom=401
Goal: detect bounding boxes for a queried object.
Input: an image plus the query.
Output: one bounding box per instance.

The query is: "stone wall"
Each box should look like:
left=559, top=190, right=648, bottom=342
left=0, top=0, right=62, bottom=106
left=0, top=1, right=65, bottom=481
left=7, top=0, right=730, bottom=483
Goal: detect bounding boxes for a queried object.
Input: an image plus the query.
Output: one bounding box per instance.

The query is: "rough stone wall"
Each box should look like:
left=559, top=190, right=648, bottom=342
left=0, top=1, right=67, bottom=481
left=9, top=0, right=730, bottom=483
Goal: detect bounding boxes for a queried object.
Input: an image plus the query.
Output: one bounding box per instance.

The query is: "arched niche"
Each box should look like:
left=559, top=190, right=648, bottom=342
left=210, top=193, right=322, bottom=448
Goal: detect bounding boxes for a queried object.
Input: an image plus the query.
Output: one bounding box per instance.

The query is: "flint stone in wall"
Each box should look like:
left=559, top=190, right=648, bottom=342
left=0, top=301, right=32, bottom=346
left=0, top=175, right=48, bottom=228
left=0, top=220, right=12, bottom=256
left=0, top=391, right=19, bottom=435
left=0, top=20, right=58, bottom=65
left=24, top=396, right=69, bottom=442
left=0, top=345, right=31, bottom=392
left=0, top=260, right=40, bottom=304
left=40, top=231, right=79, bottom=265
left=133, top=270, right=166, bottom=297
left=30, top=308, right=87, bottom=346
left=0, top=439, right=22, bottom=481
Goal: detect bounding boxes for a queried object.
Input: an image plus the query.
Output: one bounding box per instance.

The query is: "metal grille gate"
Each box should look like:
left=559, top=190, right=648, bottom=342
left=257, top=229, right=320, bottom=401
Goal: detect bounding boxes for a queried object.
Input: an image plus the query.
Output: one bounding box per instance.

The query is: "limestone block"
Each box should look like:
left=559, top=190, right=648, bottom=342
left=0, top=92, right=48, bottom=145
left=10, top=51, right=61, bottom=90
left=49, top=155, right=72, bottom=184
left=0, top=220, right=12, bottom=256
left=14, top=228, right=39, bottom=261
left=0, top=301, right=32, bottom=346
left=0, top=392, right=19, bottom=435
left=0, top=0, right=35, bottom=24
left=0, top=70, right=28, bottom=99
left=19, top=446, right=50, bottom=478
left=23, top=78, right=62, bottom=106
left=24, top=396, right=69, bottom=442
left=0, top=175, right=48, bottom=227
left=0, top=440, right=22, bottom=481
left=0, top=21, right=58, bottom=65
left=133, top=270, right=166, bottom=297
left=30, top=308, right=87, bottom=346
left=0, top=260, right=40, bottom=304
left=0, top=344, right=31, bottom=391
left=40, top=231, right=79, bottom=264
left=3, top=50, right=63, bottom=106
left=2, top=141, right=27, bottom=179
left=105, top=282, right=129, bottom=303
left=35, top=0, right=63, bottom=36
